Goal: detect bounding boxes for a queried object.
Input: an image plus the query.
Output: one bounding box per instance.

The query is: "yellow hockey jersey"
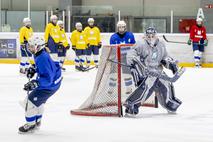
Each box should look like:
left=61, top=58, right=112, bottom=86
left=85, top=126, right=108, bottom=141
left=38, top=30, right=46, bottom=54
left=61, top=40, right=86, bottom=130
left=19, top=26, right=33, bottom=44
left=84, top=26, right=101, bottom=46
left=59, top=28, right=69, bottom=48
left=44, top=23, right=60, bottom=43
left=70, top=30, right=88, bottom=50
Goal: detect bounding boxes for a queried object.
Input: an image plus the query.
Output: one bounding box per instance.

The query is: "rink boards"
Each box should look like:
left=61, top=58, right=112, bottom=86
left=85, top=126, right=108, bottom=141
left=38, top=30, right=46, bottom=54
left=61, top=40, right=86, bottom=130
left=0, top=33, right=213, bottom=67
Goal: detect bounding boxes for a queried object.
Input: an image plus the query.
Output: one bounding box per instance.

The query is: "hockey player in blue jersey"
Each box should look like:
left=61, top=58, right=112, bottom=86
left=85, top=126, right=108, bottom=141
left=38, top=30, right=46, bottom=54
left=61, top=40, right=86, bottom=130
left=109, top=20, right=136, bottom=95
left=110, top=20, right=135, bottom=45
left=18, top=36, right=62, bottom=133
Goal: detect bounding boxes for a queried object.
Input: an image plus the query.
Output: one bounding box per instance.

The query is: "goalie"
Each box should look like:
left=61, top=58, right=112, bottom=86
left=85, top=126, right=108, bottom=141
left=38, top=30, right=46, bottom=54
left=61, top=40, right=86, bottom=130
left=124, top=27, right=182, bottom=116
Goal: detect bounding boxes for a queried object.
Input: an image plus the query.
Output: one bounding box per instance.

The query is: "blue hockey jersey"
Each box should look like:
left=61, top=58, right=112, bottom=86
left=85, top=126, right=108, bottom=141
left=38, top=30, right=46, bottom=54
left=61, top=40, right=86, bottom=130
left=110, top=31, right=136, bottom=45
left=34, top=49, right=62, bottom=91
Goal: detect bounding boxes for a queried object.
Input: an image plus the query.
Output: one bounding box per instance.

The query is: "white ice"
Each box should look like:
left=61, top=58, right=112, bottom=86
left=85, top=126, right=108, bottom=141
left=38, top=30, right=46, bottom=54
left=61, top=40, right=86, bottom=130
left=0, top=64, right=213, bottom=142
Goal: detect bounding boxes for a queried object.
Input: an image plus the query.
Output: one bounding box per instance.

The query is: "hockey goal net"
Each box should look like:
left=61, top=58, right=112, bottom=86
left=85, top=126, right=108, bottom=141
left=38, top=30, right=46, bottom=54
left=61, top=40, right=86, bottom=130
left=71, top=44, right=158, bottom=117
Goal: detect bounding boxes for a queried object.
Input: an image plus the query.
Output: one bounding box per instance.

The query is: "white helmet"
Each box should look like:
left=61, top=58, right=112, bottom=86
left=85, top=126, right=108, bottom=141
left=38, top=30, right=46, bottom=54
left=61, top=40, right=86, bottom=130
left=28, top=36, right=45, bottom=54
left=88, top=18, right=94, bottom=23
left=117, top=20, right=127, bottom=34
left=88, top=18, right=95, bottom=26
left=75, top=22, right=82, bottom=31
left=196, top=17, right=203, bottom=22
left=196, top=17, right=203, bottom=26
left=57, top=20, right=64, bottom=28
left=23, top=17, right=31, bottom=26
left=50, top=15, right=58, bottom=23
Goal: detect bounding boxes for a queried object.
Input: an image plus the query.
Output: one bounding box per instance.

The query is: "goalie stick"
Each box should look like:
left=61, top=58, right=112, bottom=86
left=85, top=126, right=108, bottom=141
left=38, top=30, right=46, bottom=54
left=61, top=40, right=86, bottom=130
left=162, top=35, right=204, bottom=45
left=107, top=59, right=185, bottom=83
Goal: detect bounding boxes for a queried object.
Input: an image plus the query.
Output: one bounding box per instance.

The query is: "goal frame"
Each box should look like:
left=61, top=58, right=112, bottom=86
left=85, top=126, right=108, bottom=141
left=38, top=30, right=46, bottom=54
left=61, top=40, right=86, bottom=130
left=71, top=44, right=158, bottom=117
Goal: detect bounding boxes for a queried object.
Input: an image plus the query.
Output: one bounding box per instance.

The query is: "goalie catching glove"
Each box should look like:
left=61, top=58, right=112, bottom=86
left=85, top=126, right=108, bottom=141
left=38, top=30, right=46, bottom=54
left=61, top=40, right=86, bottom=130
left=24, top=80, right=39, bottom=91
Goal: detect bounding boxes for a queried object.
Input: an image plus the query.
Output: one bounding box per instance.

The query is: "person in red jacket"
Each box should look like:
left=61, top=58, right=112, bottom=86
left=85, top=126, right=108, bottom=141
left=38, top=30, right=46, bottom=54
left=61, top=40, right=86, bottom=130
left=188, top=17, right=208, bottom=68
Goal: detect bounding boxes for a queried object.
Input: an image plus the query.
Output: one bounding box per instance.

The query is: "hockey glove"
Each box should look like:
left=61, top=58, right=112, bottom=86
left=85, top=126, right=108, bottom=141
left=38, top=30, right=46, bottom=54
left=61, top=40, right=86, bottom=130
left=24, top=80, right=38, bottom=91
left=98, top=42, right=102, bottom=49
left=66, top=45, right=70, bottom=50
left=72, top=46, right=76, bottom=51
left=187, top=39, right=192, bottom=45
left=26, top=65, right=36, bottom=79
left=204, top=39, right=208, bottom=46
left=21, top=44, right=26, bottom=49
left=161, top=57, right=178, bottom=74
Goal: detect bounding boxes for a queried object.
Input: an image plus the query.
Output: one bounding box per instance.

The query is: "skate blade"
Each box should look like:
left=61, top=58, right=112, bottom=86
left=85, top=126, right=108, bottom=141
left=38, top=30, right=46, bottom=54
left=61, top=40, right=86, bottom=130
left=124, top=113, right=138, bottom=118
left=18, top=129, right=36, bottom=134
left=167, top=110, right=177, bottom=115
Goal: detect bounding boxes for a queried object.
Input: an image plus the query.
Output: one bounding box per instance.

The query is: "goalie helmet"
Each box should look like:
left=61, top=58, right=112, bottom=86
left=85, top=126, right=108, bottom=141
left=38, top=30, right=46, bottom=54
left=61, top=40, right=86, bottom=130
left=23, top=17, right=31, bottom=27
left=117, top=20, right=127, bottom=34
left=145, top=27, right=158, bottom=47
left=28, top=36, right=45, bottom=54
left=75, top=22, right=82, bottom=31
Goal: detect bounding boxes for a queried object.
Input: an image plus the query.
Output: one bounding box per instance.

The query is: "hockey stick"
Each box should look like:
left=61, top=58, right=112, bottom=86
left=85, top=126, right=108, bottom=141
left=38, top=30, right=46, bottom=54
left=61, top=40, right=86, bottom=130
left=162, top=35, right=188, bottom=44
left=107, top=59, right=185, bottom=83
left=162, top=35, right=205, bottom=46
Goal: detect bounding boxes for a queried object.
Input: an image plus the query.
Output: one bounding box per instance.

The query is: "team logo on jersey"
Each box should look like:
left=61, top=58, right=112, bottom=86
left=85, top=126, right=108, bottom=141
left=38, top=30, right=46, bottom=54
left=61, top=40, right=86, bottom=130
left=80, top=35, right=83, bottom=39
left=151, top=51, right=158, bottom=60
left=90, top=31, right=94, bottom=35
left=128, top=38, right=131, bottom=43
left=54, top=29, right=57, bottom=33
left=197, top=30, right=201, bottom=35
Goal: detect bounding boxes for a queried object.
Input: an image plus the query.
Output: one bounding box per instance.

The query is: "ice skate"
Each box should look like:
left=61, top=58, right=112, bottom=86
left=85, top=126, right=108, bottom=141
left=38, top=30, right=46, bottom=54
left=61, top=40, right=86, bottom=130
left=18, top=123, right=36, bottom=134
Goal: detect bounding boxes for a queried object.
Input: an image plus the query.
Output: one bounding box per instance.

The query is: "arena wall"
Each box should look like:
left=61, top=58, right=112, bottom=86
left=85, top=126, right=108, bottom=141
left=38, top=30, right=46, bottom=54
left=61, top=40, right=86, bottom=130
left=0, top=32, right=213, bottom=67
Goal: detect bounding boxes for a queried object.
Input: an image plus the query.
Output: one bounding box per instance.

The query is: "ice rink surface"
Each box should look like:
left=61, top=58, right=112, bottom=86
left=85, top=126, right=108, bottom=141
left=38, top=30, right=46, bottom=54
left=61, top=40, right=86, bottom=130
left=0, top=64, right=213, bottom=142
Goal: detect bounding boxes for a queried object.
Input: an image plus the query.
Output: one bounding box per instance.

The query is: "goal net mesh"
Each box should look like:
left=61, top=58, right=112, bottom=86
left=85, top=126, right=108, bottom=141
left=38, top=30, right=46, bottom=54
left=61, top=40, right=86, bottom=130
left=71, top=44, right=158, bottom=117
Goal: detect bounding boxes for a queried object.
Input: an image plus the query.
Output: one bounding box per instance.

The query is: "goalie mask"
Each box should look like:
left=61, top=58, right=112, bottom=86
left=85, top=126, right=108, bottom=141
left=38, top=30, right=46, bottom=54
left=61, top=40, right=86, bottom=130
left=145, top=27, right=158, bottom=47
left=28, top=36, right=45, bottom=54
left=117, top=20, right=127, bottom=34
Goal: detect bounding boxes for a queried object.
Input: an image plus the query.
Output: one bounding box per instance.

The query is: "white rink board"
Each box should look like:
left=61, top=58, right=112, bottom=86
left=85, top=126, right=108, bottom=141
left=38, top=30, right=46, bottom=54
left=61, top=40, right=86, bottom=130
left=0, top=32, right=213, bottom=63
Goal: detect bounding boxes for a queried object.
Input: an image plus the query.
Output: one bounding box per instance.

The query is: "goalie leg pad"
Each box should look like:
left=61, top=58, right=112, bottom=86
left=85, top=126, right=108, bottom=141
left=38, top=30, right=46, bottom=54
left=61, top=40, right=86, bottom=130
left=125, top=76, right=157, bottom=107
left=156, top=80, right=182, bottom=112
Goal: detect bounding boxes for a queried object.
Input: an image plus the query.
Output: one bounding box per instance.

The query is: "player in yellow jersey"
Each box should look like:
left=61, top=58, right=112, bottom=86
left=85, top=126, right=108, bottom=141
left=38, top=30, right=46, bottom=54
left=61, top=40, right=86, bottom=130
left=19, top=17, right=33, bottom=74
left=84, top=18, right=101, bottom=67
left=71, top=22, right=88, bottom=71
left=57, top=20, right=70, bottom=71
left=44, top=15, right=60, bottom=62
